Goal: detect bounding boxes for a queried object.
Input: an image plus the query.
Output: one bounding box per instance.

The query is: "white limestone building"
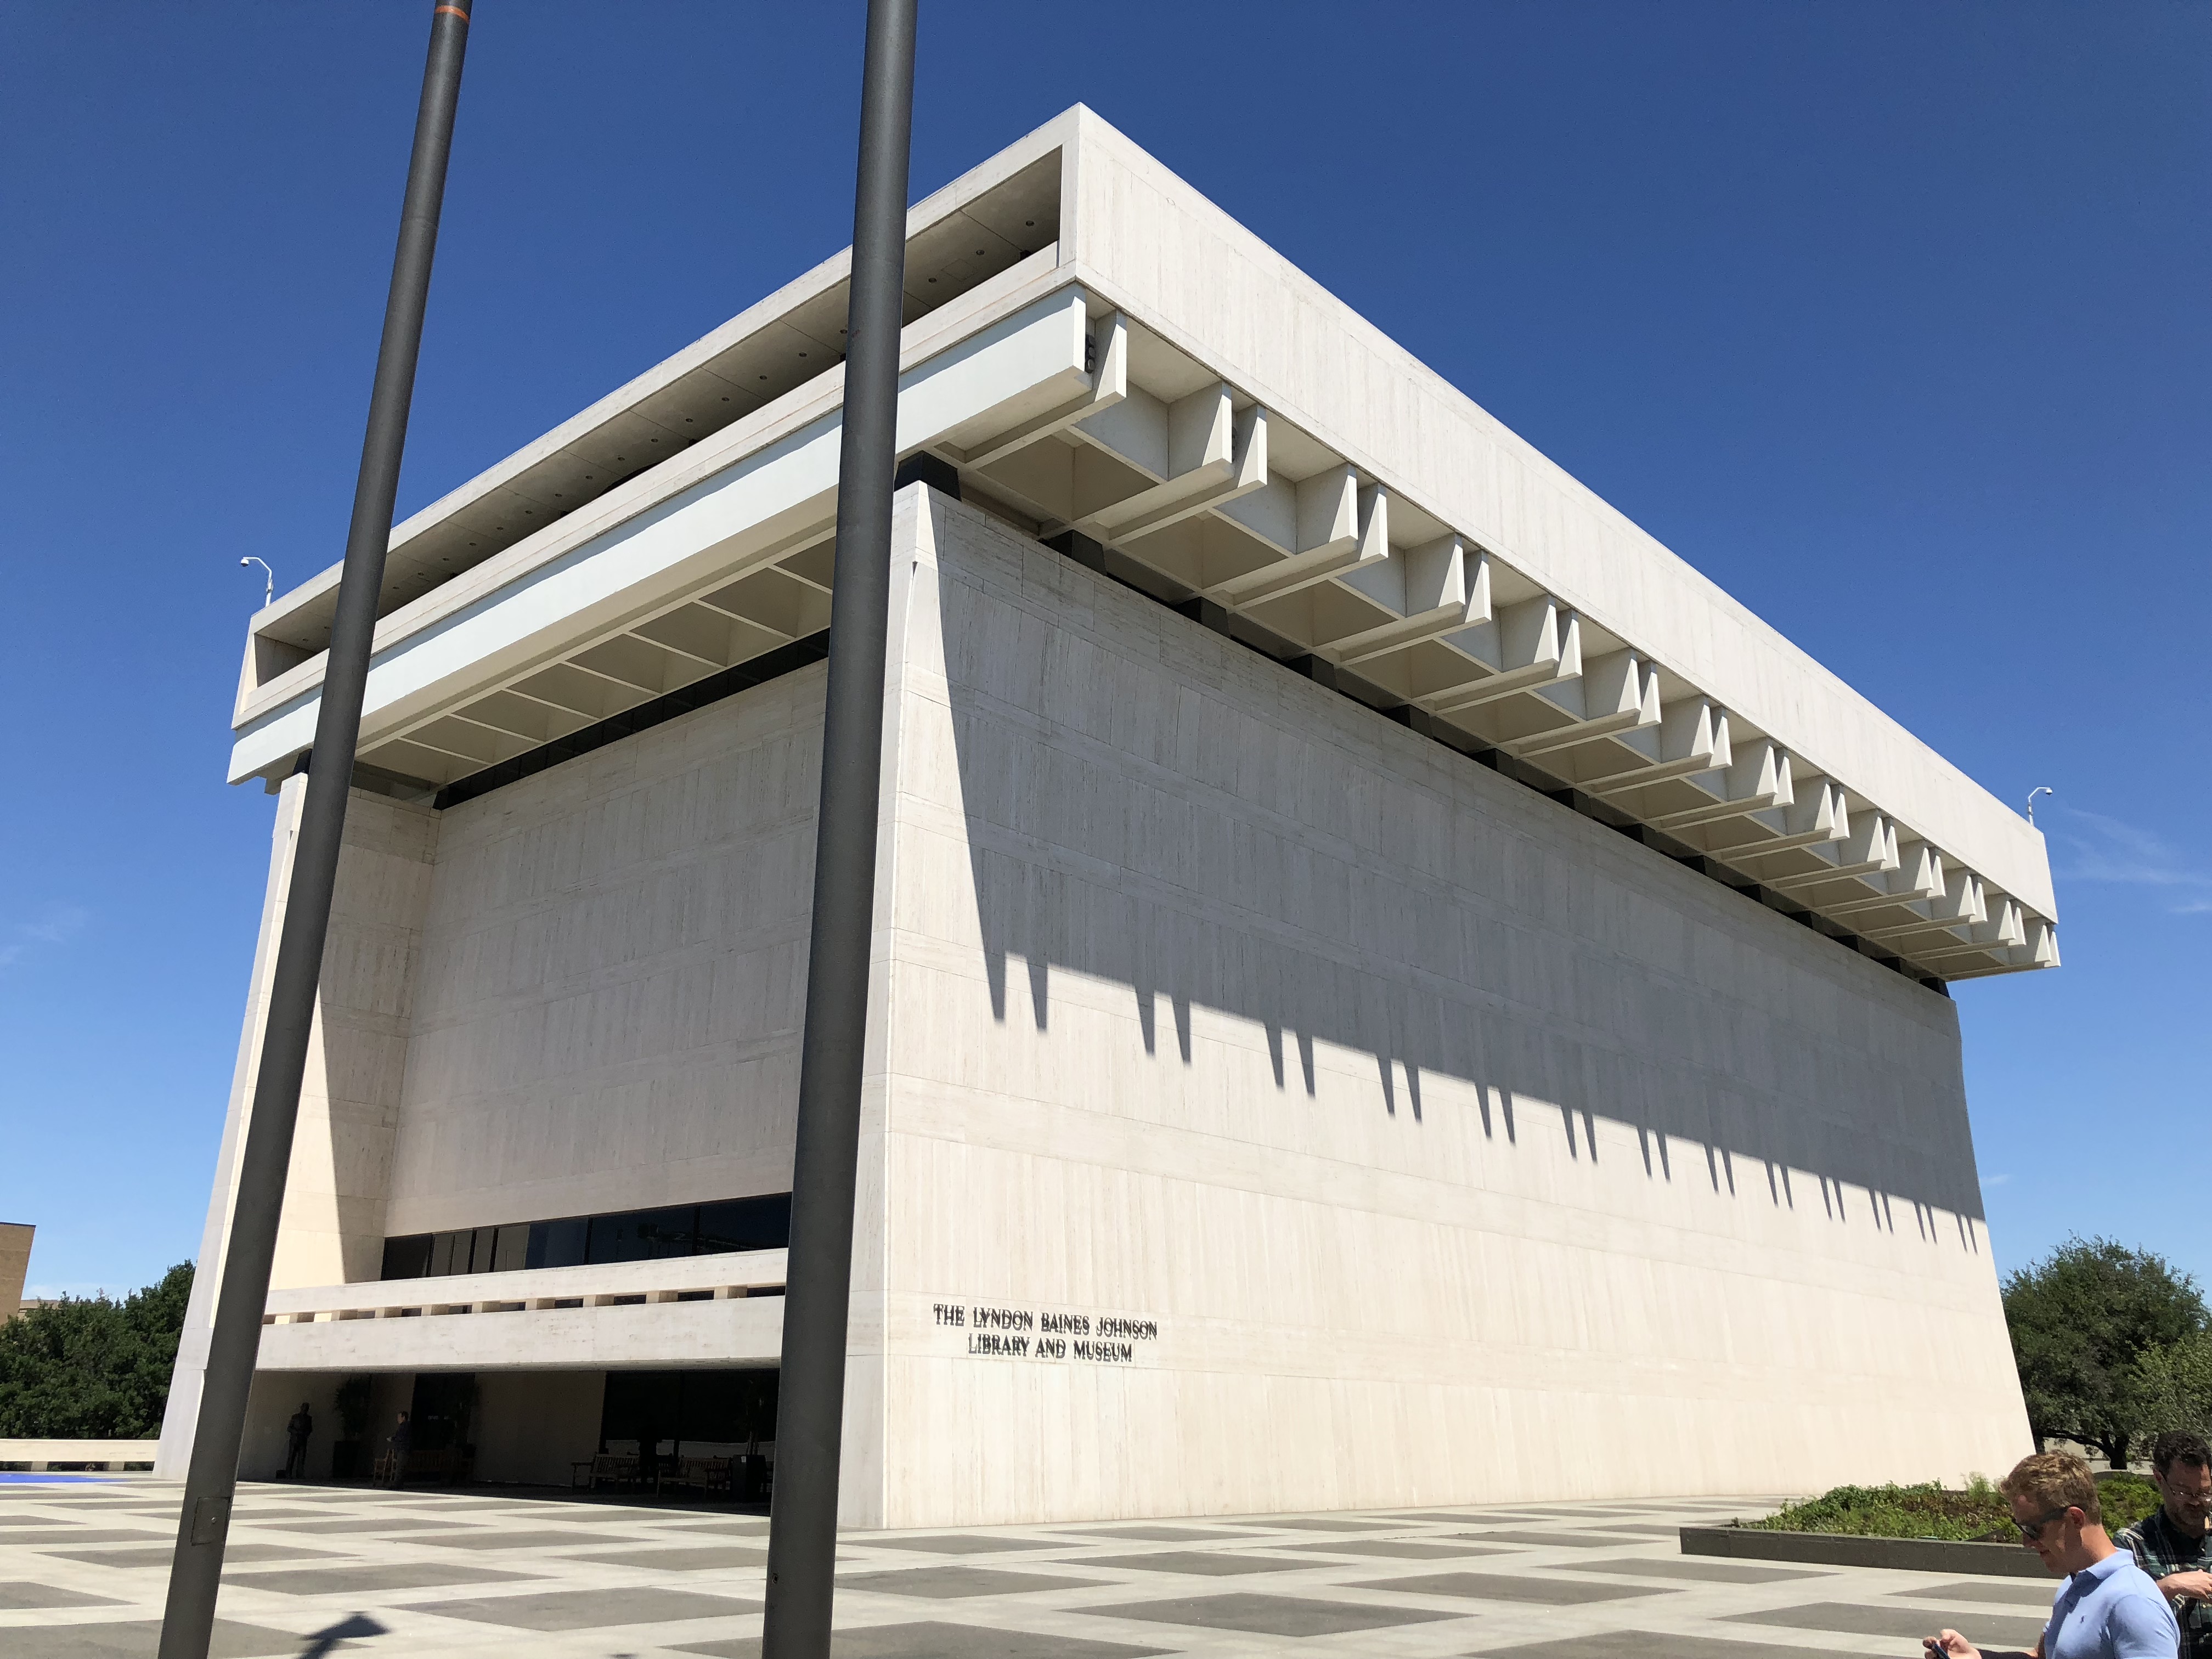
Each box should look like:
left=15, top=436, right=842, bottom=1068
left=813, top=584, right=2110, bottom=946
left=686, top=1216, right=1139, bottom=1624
left=160, top=108, right=2056, bottom=1523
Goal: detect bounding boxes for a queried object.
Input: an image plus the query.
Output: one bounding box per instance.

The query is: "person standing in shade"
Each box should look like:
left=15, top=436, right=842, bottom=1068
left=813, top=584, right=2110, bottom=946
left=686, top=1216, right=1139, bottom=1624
left=382, top=1409, right=413, bottom=1489
left=1927, top=1452, right=2177, bottom=1659
left=283, top=1402, right=314, bottom=1480
left=2122, top=1429, right=2212, bottom=1656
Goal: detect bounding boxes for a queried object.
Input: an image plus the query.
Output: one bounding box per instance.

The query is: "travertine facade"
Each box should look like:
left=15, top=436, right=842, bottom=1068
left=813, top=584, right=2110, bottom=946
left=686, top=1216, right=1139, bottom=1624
left=165, top=108, right=2047, bottom=1518
left=874, top=493, right=2024, bottom=1522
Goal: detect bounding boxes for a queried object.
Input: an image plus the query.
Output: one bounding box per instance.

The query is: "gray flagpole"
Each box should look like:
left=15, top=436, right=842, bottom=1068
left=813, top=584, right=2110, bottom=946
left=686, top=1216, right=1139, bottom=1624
left=759, top=0, right=918, bottom=1654
left=157, top=4, right=473, bottom=1654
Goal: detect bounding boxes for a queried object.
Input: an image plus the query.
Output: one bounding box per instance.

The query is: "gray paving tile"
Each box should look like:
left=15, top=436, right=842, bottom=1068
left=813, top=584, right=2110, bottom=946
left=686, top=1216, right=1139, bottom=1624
left=1615, top=1504, right=1751, bottom=1514
left=1353, top=1571, right=1674, bottom=1605
left=1247, top=1516, right=1407, bottom=1532
left=414, top=1527, right=612, bottom=1549
left=410, top=1584, right=759, bottom=1628
left=840, top=1566, right=1113, bottom=1599
left=1281, top=1538, right=1520, bottom=1560
left=1725, top=1600, right=2047, bottom=1646
left=1511, top=1506, right=1651, bottom=1517
left=225, top=1508, right=336, bottom=1522
left=223, top=1561, right=542, bottom=1594
left=1054, top=1525, right=1261, bottom=1542
left=1467, top=1632, right=1861, bottom=1659
left=659, top=1519, right=772, bottom=1537
left=274, top=1514, right=463, bottom=1533
left=1449, top=1530, right=1647, bottom=1549
left=1082, top=1549, right=1308, bottom=1577
left=0, top=1620, right=300, bottom=1658
left=1441, top=1512, right=1576, bottom=1524
left=1889, top=1578, right=2057, bottom=1606
left=1383, top=1510, right=1494, bottom=1522
left=676, top=1623, right=1171, bottom=1659
left=866, top=1532, right=1060, bottom=1554
left=0, top=1513, right=72, bottom=1525
left=1549, top=1556, right=1831, bottom=1583
left=37, top=1543, right=340, bottom=1567
left=1604, top=1523, right=1706, bottom=1536
left=562, top=1543, right=767, bottom=1571
left=0, top=1527, right=167, bottom=1544
left=0, top=1581, right=126, bottom=1609
left=1078, top=1590, right=1462, bottom=1636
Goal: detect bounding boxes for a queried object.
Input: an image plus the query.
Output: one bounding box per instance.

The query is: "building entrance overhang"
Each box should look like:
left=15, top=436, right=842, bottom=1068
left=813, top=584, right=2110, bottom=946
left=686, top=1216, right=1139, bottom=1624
left=254, top=1250, right=788, bottom=1374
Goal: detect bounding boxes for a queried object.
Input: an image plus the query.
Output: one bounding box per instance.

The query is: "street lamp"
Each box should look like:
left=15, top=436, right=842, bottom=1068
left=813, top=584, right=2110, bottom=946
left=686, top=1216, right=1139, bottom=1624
left=2025, top=786, right=2053, bottom=826
left=240, top=557, right=274, bottom=610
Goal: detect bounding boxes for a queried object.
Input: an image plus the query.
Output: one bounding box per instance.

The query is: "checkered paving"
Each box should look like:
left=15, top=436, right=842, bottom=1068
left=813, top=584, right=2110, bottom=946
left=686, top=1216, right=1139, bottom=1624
left=0, top=1479, right=2060, bottom=1656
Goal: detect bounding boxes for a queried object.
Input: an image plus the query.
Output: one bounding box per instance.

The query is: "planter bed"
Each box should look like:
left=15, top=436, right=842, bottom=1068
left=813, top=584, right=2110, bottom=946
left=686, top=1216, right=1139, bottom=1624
left=1681, top=1523, right=2046, bottom=1577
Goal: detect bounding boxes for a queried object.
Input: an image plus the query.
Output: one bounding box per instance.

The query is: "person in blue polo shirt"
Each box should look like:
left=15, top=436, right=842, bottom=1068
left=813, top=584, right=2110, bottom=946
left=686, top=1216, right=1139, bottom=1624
left=1928, top=1452, right=2178, bottom=1659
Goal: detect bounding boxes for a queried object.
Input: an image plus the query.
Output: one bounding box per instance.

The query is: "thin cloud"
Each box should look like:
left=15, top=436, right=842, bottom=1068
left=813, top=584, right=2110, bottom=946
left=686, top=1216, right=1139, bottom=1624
left=2047, top=806, right=2212, bottom=916
left=0, top=903, right=88, bottom=967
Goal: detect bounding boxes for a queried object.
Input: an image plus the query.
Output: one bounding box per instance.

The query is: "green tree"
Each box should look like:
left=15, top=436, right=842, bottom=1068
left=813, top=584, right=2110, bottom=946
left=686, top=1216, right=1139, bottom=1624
left=0, top=1262, right=194, bottom=1440
left=2134, top=1333, right=2212, bottom=1444
left=2004, top=1237, right=2207, bottom=1468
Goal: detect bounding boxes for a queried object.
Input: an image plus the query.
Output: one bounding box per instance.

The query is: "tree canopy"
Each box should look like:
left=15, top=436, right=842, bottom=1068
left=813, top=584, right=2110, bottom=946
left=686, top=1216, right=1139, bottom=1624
left=0, top=1262, right=194, bottom=1440
left=2004, top=1237, right=2208, bottom=1467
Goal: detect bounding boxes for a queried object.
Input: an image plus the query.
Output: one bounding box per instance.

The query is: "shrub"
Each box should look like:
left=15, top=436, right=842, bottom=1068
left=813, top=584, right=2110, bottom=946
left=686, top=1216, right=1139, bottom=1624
left=2100, top=1473, right=2162, bottom=1532
left=1751, top=1473, right=2166, bottom=1542
left=1747, top=1478, right=2016, bottom=1542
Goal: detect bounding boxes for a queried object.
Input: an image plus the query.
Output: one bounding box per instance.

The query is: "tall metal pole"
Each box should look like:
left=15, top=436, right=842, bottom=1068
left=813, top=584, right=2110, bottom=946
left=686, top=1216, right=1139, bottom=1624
left=760, top=1, right=916, bottom=1654
left=157, top=5, right=472, bottom=1655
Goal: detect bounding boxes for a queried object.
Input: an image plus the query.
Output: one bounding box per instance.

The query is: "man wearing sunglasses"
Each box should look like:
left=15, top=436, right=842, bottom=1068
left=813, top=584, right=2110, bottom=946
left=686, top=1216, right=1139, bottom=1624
left=1928, top=1453, right=2177, bottom=1659
left=2120, top=1430, right=2212, bottom=1656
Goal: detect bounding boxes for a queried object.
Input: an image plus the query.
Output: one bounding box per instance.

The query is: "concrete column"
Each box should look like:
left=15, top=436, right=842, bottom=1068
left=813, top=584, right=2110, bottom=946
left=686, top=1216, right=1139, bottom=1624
left=156, top=780, right=439, bottom=1478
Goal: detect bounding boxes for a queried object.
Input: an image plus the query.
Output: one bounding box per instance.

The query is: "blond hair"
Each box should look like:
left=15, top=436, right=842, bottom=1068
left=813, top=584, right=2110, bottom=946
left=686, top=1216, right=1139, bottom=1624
left=2001, top=1452, right=2102, bottom=1525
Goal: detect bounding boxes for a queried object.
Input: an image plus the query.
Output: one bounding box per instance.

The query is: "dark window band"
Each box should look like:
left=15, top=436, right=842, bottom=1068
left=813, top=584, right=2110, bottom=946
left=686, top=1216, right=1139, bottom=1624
left=380, top=1192, right=792, bottom=1280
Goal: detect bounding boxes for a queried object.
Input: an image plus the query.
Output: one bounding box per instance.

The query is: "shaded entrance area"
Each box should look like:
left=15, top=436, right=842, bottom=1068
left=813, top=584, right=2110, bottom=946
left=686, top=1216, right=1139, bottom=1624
left=241, top=1365, right=777, bottom=1496
left=594, top=1367, right=778, bottom=1500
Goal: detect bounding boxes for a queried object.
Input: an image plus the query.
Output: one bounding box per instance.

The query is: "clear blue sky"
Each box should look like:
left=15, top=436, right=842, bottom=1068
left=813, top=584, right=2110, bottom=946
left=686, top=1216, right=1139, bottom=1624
left=2, top=4, right=2203, bottom=1299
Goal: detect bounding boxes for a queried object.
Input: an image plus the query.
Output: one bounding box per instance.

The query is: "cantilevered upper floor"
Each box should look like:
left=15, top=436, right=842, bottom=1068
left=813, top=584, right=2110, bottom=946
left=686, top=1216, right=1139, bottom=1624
left=225, top=106, right=2056, bottom=986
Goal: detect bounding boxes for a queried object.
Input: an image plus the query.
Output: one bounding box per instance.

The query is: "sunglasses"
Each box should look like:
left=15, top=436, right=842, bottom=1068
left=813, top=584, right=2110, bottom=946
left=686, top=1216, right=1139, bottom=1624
left=2016, top=1505, right=2075, bottom=1543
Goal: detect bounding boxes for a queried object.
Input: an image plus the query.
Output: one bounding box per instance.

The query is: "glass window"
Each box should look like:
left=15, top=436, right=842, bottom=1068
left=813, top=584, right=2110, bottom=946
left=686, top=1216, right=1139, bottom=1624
left=678, top=1367, right=779, bottom=1447
left=586, top=1205, right=697, bottom=1265
left=492, top=1222, right=531, bottom=1273
left=599, top=1369, right=681, bottom=1453
left=428, top=1231, right=462, bottom=1277
left=380, top=1235, right=431, bottom=1280
left=528, top=1216, right=587, bottom=1270
left=601, top=1368, right=778, bottom=1455
left=696, top=1194, right=792, bottom=1255
left=384, top=1193, right=794, bottom=1279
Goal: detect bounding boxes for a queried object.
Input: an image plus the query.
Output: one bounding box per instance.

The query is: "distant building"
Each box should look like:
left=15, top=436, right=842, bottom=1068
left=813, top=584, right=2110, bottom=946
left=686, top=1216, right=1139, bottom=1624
left=161, top=108, right=2053, bottom=1522
left=0, top=1223, right=32, bottom=1322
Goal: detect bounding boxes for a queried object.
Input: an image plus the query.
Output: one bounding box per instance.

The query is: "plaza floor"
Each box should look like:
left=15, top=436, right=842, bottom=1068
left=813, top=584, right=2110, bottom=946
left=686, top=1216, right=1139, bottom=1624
left=0, top=1478, right=2057, bottom=1658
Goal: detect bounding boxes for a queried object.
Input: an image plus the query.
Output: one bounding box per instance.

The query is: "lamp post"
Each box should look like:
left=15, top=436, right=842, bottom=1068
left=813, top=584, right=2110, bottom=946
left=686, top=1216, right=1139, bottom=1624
left=157, top=5, right=473, bottom=1655
left=239, top=557, right=274, bottom=610
left=758, top=1, right=917, bottom=1654
left=2026, top=786, right=2053, bottom=827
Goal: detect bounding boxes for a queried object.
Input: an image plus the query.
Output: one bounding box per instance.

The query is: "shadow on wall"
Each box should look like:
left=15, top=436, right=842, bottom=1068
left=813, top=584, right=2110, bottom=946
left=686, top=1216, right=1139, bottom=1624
left=930, top=517, right=1987, bottom=1243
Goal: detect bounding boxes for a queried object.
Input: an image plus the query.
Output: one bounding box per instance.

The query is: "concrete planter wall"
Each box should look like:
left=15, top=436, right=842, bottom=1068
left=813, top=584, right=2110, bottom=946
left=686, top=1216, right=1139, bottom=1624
left=1681, top=1525, right=2046, bottom=1578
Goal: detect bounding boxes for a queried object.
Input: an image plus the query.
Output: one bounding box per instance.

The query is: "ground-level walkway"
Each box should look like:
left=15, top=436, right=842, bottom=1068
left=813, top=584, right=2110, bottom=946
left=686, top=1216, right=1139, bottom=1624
left=0, top=1477, right=2055, bottom=1657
